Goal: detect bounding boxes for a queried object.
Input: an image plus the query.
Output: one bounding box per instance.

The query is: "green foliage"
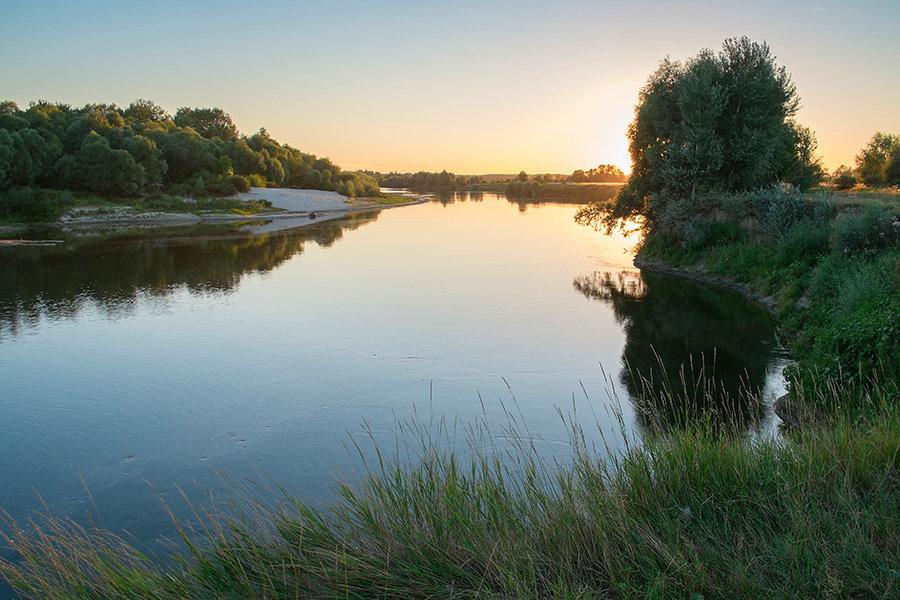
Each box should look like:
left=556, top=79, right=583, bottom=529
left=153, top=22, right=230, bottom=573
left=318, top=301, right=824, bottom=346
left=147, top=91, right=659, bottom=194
left=640, top=191, right=900, bottom=398
left=569, top=164, right=626, bottom=183
left=830, top=207, right=900, bottom=255
left=0, top=187, right=69, bottom=222
left=582, top=38, right=822, bottom=233
left=123, top=99, right=169, bottom=123
left=0, top=100, right=19, bottom=115
left=855, top=132, right=900, bottom=186
left=173, top=106, right=237, bottom=140
left=246, top=173, right=267, bottom=188
left=1, top=97, right=384, bottom=216
left=831, top=164, right=856, bottom=190
left=376, top=170, right=463, bottom=191
left=65, top=134, right=145, bottom=196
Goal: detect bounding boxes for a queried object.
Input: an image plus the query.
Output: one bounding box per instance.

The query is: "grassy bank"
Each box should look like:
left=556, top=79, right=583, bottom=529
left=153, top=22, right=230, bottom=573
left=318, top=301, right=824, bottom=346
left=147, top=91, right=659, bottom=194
left=2, top=384, right=897, bottom=599
left=0, top=187, right=279, bottom=225
left=631, top=186, right=900, bottom=414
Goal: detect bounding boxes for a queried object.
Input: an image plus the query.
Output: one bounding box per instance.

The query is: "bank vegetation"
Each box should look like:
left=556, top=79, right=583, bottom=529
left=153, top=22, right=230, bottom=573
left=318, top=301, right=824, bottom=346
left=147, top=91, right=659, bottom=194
left=0, top=100, right=380, bottom=224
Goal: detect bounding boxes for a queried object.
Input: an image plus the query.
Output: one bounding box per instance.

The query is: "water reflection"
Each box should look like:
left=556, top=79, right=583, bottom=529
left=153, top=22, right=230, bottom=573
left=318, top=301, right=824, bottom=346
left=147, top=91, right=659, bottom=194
left=0, top=211, right=380, bottom=339
left=574, top=270, right=780, bottom=431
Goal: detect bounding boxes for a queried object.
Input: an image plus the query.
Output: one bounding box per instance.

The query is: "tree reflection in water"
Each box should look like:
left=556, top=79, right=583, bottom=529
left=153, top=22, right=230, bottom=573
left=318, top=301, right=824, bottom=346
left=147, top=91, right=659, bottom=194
left=573, top=270, right=780, bottom=432
left=0, top=211, right=380, bottom=339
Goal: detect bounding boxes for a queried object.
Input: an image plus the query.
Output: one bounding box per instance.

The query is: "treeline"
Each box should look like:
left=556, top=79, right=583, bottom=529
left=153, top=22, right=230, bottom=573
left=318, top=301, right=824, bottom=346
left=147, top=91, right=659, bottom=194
left=370, top=170, right=485, bottom=191
left=831, top=132, right=900, bottom=189
left=506, top=180, right=621, bottom=202
left=568, top=164, right=626, bottom=183
left=0, top=99, right=379, bottom=213
left=371, top=163, right=626, bottom=194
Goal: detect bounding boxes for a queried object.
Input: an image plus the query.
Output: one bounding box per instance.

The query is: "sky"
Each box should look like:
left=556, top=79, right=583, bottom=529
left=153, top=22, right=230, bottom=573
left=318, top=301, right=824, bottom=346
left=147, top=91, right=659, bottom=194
left=2, top=0, right=898, bottom=175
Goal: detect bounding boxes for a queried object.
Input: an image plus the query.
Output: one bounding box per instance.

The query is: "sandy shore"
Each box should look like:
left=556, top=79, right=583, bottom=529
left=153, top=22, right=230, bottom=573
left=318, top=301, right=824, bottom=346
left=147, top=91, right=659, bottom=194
left=1, top=188, right=425, bottom=236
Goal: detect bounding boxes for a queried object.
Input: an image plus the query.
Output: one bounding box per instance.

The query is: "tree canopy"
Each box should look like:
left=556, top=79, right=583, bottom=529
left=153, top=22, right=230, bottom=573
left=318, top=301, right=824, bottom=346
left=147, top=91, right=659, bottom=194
left=855, top=132, right=900, bottom=187
left=0, top=99, right=380, bottom=201
left=579, top=37, right=822, bottom=232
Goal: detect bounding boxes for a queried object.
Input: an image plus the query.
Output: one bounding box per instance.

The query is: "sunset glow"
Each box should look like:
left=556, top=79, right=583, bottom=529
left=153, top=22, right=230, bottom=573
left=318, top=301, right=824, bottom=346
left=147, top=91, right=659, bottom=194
left=2, top=0, right=898, bottom=175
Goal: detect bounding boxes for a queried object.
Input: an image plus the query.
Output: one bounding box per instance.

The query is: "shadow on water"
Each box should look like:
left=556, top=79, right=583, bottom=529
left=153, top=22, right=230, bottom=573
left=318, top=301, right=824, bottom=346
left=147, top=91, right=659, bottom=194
left=574, top=269, right=783, bottom=433
left=0, top=211, right=381, bottom=339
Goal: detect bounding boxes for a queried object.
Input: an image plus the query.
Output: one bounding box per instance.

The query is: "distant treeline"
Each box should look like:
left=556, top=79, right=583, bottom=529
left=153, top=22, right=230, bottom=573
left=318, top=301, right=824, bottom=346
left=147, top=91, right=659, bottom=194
left=370, top=164, right=626, bottom=193
left=506, top=180, right=622, bottom=202
left=0, top=99, right=379, bottom=203
left=369, top=170, right=487, bottom=191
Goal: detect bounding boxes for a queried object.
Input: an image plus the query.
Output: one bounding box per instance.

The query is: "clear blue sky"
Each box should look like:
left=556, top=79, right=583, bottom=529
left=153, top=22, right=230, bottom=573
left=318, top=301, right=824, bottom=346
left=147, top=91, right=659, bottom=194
left=2, top=0, right=898, bottom=174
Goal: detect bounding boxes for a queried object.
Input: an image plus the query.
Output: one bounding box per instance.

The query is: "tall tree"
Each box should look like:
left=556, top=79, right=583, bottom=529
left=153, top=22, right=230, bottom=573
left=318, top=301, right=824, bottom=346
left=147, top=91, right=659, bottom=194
left=580, top=37, right=821, bottom=232
left=855, top=132, right=900, bottom=186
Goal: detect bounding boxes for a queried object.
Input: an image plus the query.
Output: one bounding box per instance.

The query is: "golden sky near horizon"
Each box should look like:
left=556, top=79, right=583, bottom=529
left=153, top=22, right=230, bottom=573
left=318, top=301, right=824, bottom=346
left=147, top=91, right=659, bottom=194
left=2, top=1, right=898, bottom=175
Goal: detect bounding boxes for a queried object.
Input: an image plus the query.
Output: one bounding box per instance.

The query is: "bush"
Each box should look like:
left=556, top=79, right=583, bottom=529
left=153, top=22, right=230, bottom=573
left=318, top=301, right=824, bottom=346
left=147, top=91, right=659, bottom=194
left=832, top=165, right=856, bottom=190
left=815, top=295, right=900, bottom=377
left=773, top=219, right=831, bottom=268
left=830, top=207, right=900, bottom=255
left=0, top=187, right=68, bottom=222
left=684, top=217, right=743, bottom=250
left=246, top=173, right=267, bottom=188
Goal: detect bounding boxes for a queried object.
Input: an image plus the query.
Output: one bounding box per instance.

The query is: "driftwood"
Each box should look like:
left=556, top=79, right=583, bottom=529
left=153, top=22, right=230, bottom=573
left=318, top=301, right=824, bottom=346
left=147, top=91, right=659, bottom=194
left=0, top=239, right=63, bottom=247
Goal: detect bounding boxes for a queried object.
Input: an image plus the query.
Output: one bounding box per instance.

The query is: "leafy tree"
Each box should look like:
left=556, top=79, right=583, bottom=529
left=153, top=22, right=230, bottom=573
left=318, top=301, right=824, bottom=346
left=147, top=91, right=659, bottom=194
left=570, top=164, right=626, bottom=183
left=174, top=107, right=238, bottom=140
left=146, top=128, right=217, bottom=183
left=516, top=170, right=528, bottom=182
left=23, top=102, right=73, bottom=137
left=831, top=165, right=856, bottom=190
left=0, top=129, right=17, bottom=189
left=855, top=132, right=900, bottom=186
left=581, top=37, right=820, bottom=232
left=222, top=138, right=266, bottom=176
left=65, top=133, right=145, bottom=195
left=124, top=99, right=170, bottom=123
left=0, top=100, right=19, bottom=115
left=123, top=134, right=167, bottom=184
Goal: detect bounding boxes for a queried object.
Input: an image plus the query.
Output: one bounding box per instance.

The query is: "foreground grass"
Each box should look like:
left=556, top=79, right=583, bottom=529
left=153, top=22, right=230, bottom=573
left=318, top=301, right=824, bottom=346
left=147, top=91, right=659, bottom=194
left=2, top=383, right=897, bottom=599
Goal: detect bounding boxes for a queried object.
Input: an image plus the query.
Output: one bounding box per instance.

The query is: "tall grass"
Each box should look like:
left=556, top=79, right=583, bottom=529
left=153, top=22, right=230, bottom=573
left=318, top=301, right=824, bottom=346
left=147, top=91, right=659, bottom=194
left=2, top=377, right=897, bottom=599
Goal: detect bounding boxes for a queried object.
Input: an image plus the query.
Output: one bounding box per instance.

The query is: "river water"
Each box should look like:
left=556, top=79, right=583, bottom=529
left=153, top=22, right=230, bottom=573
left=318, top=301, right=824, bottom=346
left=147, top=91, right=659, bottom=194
left=0, top=192, right=787, bottom=558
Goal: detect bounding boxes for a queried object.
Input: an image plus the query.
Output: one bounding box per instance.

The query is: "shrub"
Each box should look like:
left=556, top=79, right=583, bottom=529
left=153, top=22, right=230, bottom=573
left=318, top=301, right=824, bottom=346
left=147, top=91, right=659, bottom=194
left=830, top=207, right=900, bottom=255
left=246, top=173, right=266, bottom=188
left=0, top=187, right=67, bottom=222
left=684, top=217, right=743, bottom=250
left=831, top=165, right=856, bottom=190
left=772, top=219, right=831, bottom=268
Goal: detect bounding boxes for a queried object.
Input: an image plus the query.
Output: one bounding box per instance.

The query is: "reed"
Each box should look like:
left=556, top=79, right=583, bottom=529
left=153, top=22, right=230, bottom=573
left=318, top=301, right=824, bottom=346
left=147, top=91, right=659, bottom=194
left=1, top=377, right=897, bottom=599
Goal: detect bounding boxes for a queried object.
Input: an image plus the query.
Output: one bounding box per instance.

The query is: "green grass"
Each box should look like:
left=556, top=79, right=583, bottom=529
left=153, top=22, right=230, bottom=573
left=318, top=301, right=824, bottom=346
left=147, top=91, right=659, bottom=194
left=0, top=187, right=279, bottom=225
left=1, top=378, right=897, bottom=599
left=637, top=192, right=900, bottom=409
left=825, top=186, right=900, bottom=214
left=352, top=193, right=417, bottom=206
left=130, top=195, right=278, bottom=215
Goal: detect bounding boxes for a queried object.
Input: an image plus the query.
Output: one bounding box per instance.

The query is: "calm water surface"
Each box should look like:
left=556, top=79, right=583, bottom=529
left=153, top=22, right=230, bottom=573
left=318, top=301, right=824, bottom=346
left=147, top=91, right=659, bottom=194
left=0, top=192, right=787, bottom=556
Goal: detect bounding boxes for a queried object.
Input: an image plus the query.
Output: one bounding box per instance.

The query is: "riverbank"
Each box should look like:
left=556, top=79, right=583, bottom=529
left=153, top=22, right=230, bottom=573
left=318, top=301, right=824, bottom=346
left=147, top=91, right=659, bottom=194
left=632, top=189, right=900, bottom=420
left=2, top=398, right=896, bottom=599
left=0, top=188, right=426, bottom=238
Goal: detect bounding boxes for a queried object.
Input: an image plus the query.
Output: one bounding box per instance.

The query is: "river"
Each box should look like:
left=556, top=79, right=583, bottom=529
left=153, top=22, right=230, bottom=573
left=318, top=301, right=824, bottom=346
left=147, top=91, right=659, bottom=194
left=0, top=191, right=788, bottom=562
